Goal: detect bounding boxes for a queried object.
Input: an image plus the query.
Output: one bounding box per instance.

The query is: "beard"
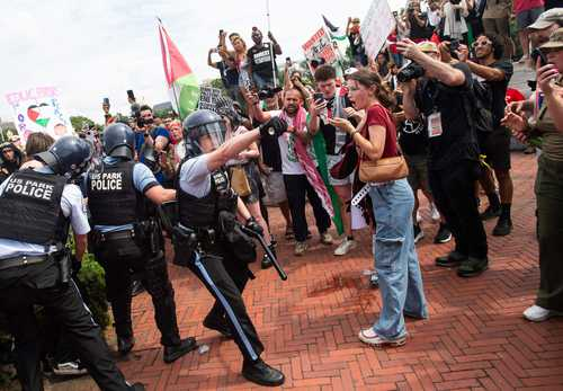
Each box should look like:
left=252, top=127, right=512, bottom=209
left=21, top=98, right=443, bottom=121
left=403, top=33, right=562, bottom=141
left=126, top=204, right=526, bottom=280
left=285, top=104, right=298, bottom=115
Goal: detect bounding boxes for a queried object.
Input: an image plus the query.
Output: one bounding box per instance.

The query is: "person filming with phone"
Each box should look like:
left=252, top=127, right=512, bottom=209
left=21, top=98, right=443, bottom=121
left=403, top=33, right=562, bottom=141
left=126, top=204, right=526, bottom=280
left=502, top=28, right=562, bottom=323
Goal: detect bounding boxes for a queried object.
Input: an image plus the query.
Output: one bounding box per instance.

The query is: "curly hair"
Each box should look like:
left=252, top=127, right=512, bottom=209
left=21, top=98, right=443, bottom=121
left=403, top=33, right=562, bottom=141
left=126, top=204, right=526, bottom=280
left=478, top=33, right=504, bottom=60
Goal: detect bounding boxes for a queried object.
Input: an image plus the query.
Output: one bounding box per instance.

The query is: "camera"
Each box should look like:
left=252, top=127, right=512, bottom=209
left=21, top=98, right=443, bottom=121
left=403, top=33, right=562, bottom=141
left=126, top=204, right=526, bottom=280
left=258, top=86, right=282, bottom=100
left=449, top=0, right=462, bottom=4
left=397, top=62, right=426, bottom=82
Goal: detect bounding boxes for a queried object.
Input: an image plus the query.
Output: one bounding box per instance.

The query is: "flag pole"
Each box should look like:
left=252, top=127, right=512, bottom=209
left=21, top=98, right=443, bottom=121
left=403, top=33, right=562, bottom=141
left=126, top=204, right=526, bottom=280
left=266, top=0, right=271, bottom=32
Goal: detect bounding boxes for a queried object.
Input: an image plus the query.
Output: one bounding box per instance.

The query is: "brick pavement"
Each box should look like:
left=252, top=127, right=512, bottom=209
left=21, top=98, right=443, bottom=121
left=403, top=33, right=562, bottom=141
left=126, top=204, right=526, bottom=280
left=47, top=152, right=562, bottom=391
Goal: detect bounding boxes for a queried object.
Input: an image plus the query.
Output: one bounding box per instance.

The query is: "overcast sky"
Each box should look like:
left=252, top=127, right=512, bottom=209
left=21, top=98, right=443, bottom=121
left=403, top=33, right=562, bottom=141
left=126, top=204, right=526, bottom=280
left=1, top=0, right=405, bottom=124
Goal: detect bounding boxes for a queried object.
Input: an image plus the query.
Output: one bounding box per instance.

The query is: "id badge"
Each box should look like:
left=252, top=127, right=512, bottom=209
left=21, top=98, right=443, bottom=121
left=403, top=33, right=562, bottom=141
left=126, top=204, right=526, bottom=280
left=427, top=112, right=443, bottom=138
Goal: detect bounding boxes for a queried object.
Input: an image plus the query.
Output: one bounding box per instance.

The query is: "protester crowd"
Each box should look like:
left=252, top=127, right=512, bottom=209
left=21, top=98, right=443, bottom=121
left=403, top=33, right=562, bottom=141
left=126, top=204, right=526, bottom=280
left=0, top=1, right=562, bottom=389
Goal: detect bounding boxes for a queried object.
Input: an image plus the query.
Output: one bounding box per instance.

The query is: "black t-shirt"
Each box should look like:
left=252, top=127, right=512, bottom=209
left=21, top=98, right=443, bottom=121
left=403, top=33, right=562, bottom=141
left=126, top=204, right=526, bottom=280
left=248, top=43, right=277, bottom=79
left=415, top=62, right=479, bottom=170
left=409, top=14, right=432, bottom=39
left=319, top=94, right=355, bottom=155
left=484, top=60, right=513, bottom=128
left=216, top=61, right=240, bottom=87
left=398, top=118, right=428, bottom=156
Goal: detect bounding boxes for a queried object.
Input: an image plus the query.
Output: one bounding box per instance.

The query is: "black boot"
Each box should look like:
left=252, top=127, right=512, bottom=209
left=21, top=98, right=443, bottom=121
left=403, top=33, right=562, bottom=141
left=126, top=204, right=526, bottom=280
left=203, top=315, right=233, bottom=339
left=129, top=383, right=145, bottom=391
left=117, top=335, right=135, bottom=356
left=435, top=250, right=467, bottom=268
left=480, top=193, right=501, bottom=220
left=493, top=204, right=512, bottom=236
left=163, top=337, right=198, bottom=363
left=457, top=257, right=488, bottom=277
left=242, top=358, right=285, bottom=387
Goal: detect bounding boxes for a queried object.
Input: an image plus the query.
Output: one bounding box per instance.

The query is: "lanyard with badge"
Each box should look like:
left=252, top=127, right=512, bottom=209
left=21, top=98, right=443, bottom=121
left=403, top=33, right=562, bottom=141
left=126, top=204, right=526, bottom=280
left=425, top=83, right=443, bottom=138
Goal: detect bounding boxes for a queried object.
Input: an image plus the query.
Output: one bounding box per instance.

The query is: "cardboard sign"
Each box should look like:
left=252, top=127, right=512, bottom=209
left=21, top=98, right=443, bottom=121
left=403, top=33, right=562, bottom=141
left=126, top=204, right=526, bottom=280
left=361, top=0, right=396, bottom=60
left=197, top=87, right=223, bottom=112
left=4, top=86, right=74, bottom=144
left=302, top=27, right=339, bottom=72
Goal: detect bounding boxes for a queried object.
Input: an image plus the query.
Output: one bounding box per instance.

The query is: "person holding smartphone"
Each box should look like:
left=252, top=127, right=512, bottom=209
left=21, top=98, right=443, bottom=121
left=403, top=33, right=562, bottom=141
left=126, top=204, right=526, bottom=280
left=502, top=29, right=563, bottom=322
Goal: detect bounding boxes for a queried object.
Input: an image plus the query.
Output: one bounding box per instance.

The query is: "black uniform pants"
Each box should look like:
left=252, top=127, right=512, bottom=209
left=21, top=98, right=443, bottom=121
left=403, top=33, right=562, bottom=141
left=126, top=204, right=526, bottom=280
left=429, top=160, right=488, bottom=259
left=0, top=260, right=131, bottom=391
left=181, top=244, right=264, bottom=363
left=284, top=174, right=332, bottom=242
left=95, top=237, right=181, bottom=347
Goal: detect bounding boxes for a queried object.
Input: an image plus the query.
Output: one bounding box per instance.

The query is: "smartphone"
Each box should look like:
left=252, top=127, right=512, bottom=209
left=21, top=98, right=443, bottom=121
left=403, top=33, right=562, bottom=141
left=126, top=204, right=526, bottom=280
left=103, top=97, right=110, bottom=106
left=127, top=90, right=135, bottom=101
left=313, top=92, right=324, bottom=102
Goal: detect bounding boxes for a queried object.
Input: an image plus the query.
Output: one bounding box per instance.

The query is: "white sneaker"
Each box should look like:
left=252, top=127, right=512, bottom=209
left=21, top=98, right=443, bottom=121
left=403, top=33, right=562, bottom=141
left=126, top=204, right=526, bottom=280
left=334, top=238, right=357, bottom=256
left=294, top=241, right=308, bottom=256
left=320, top=232, right=333, bottom=245
left=523, top=305, right=560, bottom=322
left=358, top=328, right=407, bottom=348
left=429, top=203, right=440, bottom=222
left=53, top=361, right=88, bottom=376
left=416, top=210, right=422, bottom=223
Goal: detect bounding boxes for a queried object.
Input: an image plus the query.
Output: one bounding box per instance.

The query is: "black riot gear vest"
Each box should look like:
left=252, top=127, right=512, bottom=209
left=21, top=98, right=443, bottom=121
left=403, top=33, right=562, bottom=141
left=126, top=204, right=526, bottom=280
left=0, top=169, right=68, bottom=245
left=177, top=165, right=238, bottom=230
left=87, top=160, right=149, bottom=226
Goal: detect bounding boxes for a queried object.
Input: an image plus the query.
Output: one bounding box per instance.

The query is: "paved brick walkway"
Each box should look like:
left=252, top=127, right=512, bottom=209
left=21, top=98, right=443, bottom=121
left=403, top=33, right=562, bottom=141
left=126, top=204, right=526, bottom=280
left=48, top=152, right=562, bottom=391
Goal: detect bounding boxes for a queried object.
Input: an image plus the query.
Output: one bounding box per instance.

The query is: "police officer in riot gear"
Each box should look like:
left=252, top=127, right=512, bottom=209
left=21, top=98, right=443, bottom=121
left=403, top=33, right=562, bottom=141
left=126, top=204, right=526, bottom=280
left=0, top=136, right=144, bottom=391
left=87, top=123, right=197, bottom=363
left=174, top=109, right=287, bottom=386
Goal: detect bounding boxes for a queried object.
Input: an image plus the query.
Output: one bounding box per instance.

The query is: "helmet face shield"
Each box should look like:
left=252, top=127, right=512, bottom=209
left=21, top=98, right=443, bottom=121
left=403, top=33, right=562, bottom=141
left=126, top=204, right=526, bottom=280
left=192, top=121, right=226, bottom=153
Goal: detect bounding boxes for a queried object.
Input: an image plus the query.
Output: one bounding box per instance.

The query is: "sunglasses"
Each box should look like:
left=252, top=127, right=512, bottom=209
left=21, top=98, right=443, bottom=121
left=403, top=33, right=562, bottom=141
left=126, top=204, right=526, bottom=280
left=472, top=41, right=492, bottom=48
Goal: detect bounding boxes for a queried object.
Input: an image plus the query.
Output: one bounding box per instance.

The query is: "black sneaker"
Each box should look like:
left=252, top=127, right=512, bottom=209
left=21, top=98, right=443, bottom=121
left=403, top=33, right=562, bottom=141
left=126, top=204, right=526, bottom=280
left=261, top=254, right=273, bottom=269
left=493, top=218, right=512, bottom=236
left=128, top=382, right=146, bottom=391
left=480, top=205, right=501, bottom=221
left=242, top=358, right=285, bottom=387
left=414, top=224, right=425, bottom=244
left=163, top=337, right=198, bottom=363
left=434, top=224, right=452, bottom=244
left=131, top=280, right=145, bottom=297
left=457, top=257, right=488, bottom=277
left=435, top=251, right=467, bottom=268
left=118, top=336, right=135, bottom=356
left=203, top=317, right=233, bottom=339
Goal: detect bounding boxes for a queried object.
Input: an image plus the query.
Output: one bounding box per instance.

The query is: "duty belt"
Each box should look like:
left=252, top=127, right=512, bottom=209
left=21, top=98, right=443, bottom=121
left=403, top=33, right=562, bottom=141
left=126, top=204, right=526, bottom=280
left=0, top=254, right=49, bottom=271
left=99, top=229, right=136, bottom=242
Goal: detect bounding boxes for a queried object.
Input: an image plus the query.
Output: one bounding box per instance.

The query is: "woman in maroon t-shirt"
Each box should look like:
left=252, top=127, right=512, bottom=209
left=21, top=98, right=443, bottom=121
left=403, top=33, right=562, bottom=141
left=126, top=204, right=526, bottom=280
left=331, top=69, right=428, bottom=348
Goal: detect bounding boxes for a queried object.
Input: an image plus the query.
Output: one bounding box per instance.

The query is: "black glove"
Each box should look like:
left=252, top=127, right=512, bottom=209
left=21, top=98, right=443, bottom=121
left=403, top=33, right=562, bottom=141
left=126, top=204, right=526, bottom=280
left=259, top=117, right=287, bottom=138
left=245, top=217, right=264, bottom=237
left=71, top=255, right=82, bottom=276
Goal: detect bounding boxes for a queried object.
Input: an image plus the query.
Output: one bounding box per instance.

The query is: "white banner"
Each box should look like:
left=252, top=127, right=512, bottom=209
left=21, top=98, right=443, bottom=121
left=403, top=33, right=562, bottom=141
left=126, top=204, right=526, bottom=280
left=361, top=0, right=396, bottom=60
left=302, top=27, right=339, bottom=72
left=4, top=86, right=74, bottom=144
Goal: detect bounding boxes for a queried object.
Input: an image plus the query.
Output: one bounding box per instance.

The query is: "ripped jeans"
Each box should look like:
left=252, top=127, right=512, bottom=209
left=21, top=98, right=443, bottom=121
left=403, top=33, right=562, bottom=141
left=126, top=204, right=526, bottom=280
left=369, top=179, right=428, bottom=339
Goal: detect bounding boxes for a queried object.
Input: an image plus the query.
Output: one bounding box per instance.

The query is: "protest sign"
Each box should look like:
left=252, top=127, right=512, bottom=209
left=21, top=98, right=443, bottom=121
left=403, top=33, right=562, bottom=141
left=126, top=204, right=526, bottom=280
left=302, top=27, right=339, bottom=72
left=4, top=86, right=74, bottom=144
left=197, top=87, right=223, bottom=112
left=361, top=0, right=396, bottom=60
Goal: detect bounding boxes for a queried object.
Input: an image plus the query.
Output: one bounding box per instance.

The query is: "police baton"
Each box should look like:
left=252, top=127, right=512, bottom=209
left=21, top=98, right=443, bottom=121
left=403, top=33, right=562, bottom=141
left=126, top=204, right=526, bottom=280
left=240, top=225, right=287, bottom=281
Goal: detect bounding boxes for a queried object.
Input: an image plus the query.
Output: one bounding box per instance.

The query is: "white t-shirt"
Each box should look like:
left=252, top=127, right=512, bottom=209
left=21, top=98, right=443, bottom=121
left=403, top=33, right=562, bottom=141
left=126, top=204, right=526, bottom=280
left=179, top=154, right=212, bottom=198
left=0, top=169, right=90, bottom=259
left=267, top=110, right=317, bottom=176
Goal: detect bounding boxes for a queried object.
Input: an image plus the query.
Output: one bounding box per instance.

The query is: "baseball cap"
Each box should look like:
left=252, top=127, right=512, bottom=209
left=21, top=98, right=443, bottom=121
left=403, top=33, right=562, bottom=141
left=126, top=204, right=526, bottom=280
left=418, top=41, right=439, bottom=53
left=528, top=8, right=563, bottom=30
left=344, top=67, right=359, bottom=77
left=540, top=28, right=563, bottom=50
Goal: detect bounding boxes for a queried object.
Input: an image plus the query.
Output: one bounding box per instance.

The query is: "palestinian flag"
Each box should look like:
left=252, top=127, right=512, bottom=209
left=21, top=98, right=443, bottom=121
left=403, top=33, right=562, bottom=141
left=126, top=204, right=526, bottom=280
left=158, top=19, right=199, bottom=120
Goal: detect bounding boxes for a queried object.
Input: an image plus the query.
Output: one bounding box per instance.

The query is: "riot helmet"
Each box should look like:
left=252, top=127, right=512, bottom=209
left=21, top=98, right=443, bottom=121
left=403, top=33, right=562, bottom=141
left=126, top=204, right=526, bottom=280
left=182, top=109, right=225, bottom=158
left=103, top=123, right=135, bottom=159
left=36, top=136, right=92, bottom=178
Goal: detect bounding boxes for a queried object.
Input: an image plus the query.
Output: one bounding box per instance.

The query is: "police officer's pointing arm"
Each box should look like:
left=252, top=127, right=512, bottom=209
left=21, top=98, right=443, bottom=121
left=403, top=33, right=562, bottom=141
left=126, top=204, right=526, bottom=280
left=206, top=118, right=288, bottom=172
